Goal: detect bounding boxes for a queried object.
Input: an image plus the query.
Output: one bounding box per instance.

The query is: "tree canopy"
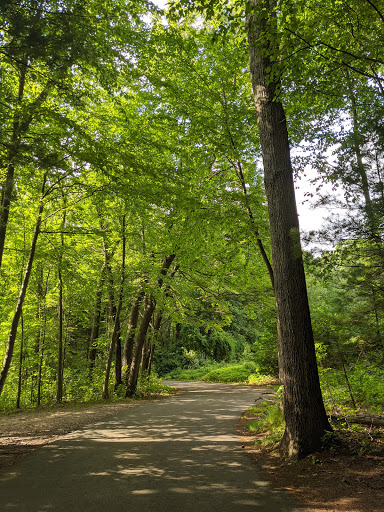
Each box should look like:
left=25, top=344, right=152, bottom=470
left=0, top=0, right=383, bottom=459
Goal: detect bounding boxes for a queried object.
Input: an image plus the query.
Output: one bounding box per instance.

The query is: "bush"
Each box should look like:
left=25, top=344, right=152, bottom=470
left=202, top=365, right=253, bottom=383
left=162, top=361, right=224, bottom=381
left=135, top=374, right=175, bottom=398
left=319, top=363, right=384, bottom=412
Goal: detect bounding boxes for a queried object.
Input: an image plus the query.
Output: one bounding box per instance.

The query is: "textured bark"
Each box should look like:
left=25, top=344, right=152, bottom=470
left=247, top=0, right=331, bottom=458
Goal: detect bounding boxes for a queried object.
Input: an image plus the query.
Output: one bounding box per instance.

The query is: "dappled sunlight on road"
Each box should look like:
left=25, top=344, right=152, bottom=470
left=0, top=382, right=306, bottom=512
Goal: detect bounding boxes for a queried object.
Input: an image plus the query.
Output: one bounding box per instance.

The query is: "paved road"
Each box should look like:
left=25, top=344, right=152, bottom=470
left=0, top=381, right=309, bottom=512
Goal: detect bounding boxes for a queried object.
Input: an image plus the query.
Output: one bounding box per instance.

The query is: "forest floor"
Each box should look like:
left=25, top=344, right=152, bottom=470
left=239, top=411, right=384, bottom=512
left=0, top=396, right=383, bottom=512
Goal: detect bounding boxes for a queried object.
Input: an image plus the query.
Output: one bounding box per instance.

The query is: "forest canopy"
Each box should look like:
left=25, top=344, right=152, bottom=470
left=0, top=0, right=383, bottom=457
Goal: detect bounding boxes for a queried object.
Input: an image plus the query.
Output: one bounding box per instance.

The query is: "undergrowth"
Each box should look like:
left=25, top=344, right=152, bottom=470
left=0, top=374, right=174, bottom=415
left=245, top=392, right=384, bottom=457
left=162, top=361, right=277, bottom=386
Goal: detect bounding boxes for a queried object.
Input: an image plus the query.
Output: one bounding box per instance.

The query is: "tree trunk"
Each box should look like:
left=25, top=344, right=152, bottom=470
left=102, top=216, right=126, bottom=399
left=0, top=174, right=47, bottom=397
left=37, top=313, right=47, bottom=407
left=37, top=265, right=50, bottom=406
left=56, top=205, right=66, bottom=403
left=56, top=266, right=64, bottom=403
left=122, top=289, right=145, bottom=384
left=125, top=253, right=176, bottom=397
left=16, top=314, right=24, bottom=409
left=125, top=295, right=156, bottom=397
left=88, top=261, right=106, bottom=374
left=247, top=0, right=332, bottom=458
left=114, top=317, right=122, bottom=390
left=142, top=312, right=163, bottom=376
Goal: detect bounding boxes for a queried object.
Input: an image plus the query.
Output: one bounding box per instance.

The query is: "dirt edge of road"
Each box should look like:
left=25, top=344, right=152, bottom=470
left=238, top=414, right=384, bottom=512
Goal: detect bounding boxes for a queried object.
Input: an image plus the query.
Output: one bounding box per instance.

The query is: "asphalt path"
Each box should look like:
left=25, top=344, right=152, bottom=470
left=0, top=381, right=309, bottom=512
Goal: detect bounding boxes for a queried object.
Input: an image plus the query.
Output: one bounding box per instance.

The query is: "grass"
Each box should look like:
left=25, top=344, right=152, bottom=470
left=244, top=391, right=384, bottom=457
left=245, top=400, right=285, bottom=448
left=0, top=374, right=175, bottom=415
left=162, top=361, right=278, bottom=386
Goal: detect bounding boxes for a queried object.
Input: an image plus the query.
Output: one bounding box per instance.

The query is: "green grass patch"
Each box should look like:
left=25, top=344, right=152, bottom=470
left=202, top=365, right=253, bottom=383
left=163, top=361, right=277, bottom=386
left=162, top=361, right=225, bottom=381
left=246, top=399, right=285, bottom=448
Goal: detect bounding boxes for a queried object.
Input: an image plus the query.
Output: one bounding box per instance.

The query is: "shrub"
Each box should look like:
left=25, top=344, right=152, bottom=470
left=202, top=365, right=252, bottom=383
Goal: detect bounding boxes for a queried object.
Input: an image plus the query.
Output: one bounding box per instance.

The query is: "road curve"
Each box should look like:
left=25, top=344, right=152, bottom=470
left=0, top=381, right=309, bottom=512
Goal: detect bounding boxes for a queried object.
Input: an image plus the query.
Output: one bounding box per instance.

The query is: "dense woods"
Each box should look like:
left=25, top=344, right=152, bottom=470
left=1, top=0, right=384, bottom=458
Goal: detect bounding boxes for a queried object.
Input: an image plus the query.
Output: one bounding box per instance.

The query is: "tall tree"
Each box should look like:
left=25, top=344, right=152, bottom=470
left=168, top=0, right=332, bottom=456
left=246, top=0, right=331, bottom=457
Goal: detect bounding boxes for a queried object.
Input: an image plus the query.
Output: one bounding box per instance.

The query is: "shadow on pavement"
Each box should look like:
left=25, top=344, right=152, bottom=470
left=0, top=383, right=307, bottom=512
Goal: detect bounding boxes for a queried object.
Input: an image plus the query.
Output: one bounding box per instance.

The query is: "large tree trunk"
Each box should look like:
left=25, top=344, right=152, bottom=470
left=0, top=174, right=47, bottom=397
left=247, top=0, right=332, bottom=458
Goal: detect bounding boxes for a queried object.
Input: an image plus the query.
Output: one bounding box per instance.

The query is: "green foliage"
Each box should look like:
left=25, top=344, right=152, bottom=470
left=320, top=365, right=384, bottom=413
left=202, top=364, right=255, bottom=383
left=247, top=400, right=285, bottom=448
left=135, top=374, right=175, bottom=398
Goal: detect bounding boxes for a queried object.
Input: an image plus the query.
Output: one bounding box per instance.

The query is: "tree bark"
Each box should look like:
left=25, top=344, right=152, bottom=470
left=125, top=295, right=156, bottom=398
left=122, top=289, right=145, bottom=383
left=56, top=204, right=66, bottom=403
left=141, top=312, right=163, bottom=376
left=247, top=0, right=332, bottom=458
left=0, top=174, right=47, bottom=397
left=56, top=265, right=64, bottom=403
left=125, top=253, right=176, bottom=397
left=16, top=314, right=24, bottom=409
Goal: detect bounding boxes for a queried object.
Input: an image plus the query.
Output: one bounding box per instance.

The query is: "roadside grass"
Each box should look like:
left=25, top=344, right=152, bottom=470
left=0, top=374, right=175, bottom=415
left=162, top=361, right=278, bottom=386
left=243, top=382, right=384, bottom=457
